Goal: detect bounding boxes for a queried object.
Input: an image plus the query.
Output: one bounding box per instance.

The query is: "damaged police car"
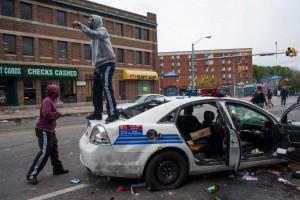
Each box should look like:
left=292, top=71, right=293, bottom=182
left=79, top=97, right=300, bottom=190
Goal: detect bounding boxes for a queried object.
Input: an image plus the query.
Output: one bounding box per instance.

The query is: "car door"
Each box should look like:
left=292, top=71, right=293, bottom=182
left=217, top=101, right=241, bottom=171
left=279, top=103, right=300, bottom=147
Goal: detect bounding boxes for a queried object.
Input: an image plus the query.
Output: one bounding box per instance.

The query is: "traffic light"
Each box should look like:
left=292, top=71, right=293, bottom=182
left=286, top=47, right=297, bottom=57
left=291, top=48, right=297, bottom=57
left=286, top=47, right=292, bottom=57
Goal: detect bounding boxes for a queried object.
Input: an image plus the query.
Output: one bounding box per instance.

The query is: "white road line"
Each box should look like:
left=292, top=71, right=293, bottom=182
left=28, top=184, right=88, bottom=200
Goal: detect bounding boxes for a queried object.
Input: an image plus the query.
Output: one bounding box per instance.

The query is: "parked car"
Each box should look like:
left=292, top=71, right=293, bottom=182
left=79, top=97, right=300, bottom=190
left=117, top=94, right=166, bottom=110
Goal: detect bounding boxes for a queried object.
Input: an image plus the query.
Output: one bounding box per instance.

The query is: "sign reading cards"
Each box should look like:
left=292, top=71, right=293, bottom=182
left=0, top=64, right=77, bottom=79
left=0, top=65, right=22, bottom=77
left=119, top=125, right=143, bottom=135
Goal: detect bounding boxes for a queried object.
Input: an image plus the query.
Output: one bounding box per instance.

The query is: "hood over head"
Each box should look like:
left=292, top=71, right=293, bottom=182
left=91, top=14, right=103, bottom=30
left=46, top=85, right=60, bottom=99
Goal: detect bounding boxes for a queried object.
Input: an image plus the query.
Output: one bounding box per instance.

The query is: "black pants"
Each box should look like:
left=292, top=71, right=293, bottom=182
left=93, top=62, right=117, bottom=117
left=27, top=129, right=63, bottom=177
left=281, top=97, right=286, bottom=106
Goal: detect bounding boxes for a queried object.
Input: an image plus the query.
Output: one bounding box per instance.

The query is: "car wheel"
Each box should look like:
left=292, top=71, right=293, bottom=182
left=145, top=151, right=188, bottom=190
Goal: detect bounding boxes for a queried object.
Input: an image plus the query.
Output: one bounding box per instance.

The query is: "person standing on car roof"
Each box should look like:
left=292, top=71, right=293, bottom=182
left=26, top=85, right=69, bottom=185
left=252, top=86, right=267, bottom=108
left=72, top=15, right=119, bottom=123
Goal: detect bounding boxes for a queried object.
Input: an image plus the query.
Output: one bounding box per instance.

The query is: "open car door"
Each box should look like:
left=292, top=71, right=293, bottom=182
left=279, top=102, right=300, bottom=148
left=217, top=101, right=241, bottom=171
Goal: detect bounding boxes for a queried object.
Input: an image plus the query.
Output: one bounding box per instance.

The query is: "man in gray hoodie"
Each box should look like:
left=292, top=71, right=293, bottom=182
left=73, top=15, right=119, bottom=123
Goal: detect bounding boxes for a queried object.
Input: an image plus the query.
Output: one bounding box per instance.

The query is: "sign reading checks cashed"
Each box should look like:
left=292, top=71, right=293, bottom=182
left=0, top=64, right=77, bottom=79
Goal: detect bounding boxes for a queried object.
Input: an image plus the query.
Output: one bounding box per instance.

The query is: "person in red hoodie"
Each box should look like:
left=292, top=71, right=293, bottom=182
left=27, top=85, right=68, bottom=185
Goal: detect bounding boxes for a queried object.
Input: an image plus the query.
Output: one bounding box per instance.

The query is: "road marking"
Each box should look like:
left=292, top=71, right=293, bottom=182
left=28, top=184, right=88, bottom=200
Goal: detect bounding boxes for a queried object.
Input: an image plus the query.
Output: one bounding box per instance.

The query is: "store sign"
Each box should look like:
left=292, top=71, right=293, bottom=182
left=0, top=64, right=77, bottom=79
left=0, top=66, right=22, bottom=77
left=123, top=69, right=158, bottom=80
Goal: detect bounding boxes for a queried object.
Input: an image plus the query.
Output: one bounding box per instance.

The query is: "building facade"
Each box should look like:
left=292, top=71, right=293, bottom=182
left=0, top=0, right=158, bottom=106
left=158, top=48, right=253, bottom=96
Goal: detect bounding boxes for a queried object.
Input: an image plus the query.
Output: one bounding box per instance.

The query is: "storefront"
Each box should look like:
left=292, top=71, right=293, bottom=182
left=122, top=69, right=158, bottom=99
left=0, top=64, right=77, bottom=106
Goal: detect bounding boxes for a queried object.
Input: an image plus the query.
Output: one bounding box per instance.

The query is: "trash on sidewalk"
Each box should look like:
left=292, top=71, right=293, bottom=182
left=69, top=178, right=81, bottom=184
left=242, top=175, right=258, bottom=181
left=168, top=191, right=176, bottom=196
left=276, top=148, right=287, bottom=155
left=0, top=120, right=9, bottom=123
left=205, top=185, right=218, bottom=194
left=267, top=170, right=280, bottom=176
left=278, top=177, right=299, bottom=187
left=228, top=174, right=235, bottom=178
left=116, top=186, right=126, bottom=192
left=130, top=182, right=146, bottom=196
left=213, top=195, right=222, bottom=200
left=251, top=148, right=264, bottom=155
left=288, top=163, right=300, bottom=170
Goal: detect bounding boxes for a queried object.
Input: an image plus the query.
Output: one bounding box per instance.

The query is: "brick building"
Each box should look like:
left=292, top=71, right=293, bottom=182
left=0, top=0, right=158, bottom=106
left=158, top=48, right=253, bottom=96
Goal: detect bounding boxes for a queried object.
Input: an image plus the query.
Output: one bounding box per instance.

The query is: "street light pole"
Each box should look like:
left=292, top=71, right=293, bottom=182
left=191, top=35, right=212, bottom=89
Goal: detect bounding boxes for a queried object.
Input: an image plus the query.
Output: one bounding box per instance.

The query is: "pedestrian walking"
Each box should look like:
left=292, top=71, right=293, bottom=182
left=267, top=89, right=273, bottom=108
left=252, top=86, right=267, bottom=108
left=72, top=15, right=119, bottom=123
left=280, top=87, right=288, bottom=107
left=27, top=85, right=69, bottom=185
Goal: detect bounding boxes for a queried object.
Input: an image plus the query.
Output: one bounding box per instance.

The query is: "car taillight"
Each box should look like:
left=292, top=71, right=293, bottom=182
left=90, top=125, right=111, bottom=145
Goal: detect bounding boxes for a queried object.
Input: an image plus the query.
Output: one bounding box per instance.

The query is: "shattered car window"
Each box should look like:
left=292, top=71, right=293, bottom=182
left=119, top=99, right=165, bottom=119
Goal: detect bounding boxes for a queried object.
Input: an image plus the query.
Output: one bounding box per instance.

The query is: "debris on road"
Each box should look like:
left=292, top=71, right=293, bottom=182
left=267, top=170, right=281, bottom=176
left=116, top=186, right=126, bottom=192
left=205, top=185, right=218, bottom=194
left=130, top=182, right=146, bottom=196
left=251, top=148, right=264, bottom=155
left=242, top=175, right=258, bottom=181
left=69, top=178, right=81, bottom=184
left=278, top=177, right=299, bottom=187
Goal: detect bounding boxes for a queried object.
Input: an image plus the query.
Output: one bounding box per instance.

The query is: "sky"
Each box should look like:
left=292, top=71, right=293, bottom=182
left=89, top=0, right=300, bottom=70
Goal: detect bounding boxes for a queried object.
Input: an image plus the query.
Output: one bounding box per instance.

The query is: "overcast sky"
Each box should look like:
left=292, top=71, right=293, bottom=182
left=90, top=0, right=300, bottom=70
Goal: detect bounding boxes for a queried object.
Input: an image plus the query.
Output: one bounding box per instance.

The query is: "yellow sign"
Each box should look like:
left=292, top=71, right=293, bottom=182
left=123, top=69, right=158, bottom=80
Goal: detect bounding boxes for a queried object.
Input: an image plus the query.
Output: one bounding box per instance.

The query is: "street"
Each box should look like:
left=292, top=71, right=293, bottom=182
left=0, top=97, right=299, bottom=200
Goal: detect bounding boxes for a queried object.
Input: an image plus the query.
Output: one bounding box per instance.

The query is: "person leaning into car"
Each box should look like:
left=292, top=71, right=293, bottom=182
left=72, top=15, right=119, bottom=123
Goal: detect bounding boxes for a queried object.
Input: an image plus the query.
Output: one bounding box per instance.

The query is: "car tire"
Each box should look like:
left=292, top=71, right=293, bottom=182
left=145, top=151, right=188, bottom=190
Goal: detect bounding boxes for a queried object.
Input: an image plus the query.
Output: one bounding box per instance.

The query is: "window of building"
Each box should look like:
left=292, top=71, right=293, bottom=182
left=144, top=52, right=150, bottom=65
left=58, top=41, right=67, bottom=58
left=22, top=37, right=33, bottom=56
left=143, top=29, right=149, bottom=40
left=118, top=48, right=125, bottom=63
left=57, top=10, right=66, bottom=26
left=116, top=23, right=124, bottom=36
left=82, top=16, right=89, bottom=26
left=24, top=79, right=36, bottom=105
left=3, top=34, right=16, bottom=54
left=137, top=81, right=151, bottom=95
left=2, top=0, right=14, bottom=17
left=135, top=51, right=142, bottom=64
left=134, top=27, right=141, bottom=39
left=84, top=44, right=91, bottom=60
left=60, top=79, right=76, bottom=103
left=20, top=2, right=32, bottom=20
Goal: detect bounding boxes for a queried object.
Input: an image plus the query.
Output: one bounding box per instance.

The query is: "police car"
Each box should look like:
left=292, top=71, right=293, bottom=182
left=79, top=97, right=300, bottom=190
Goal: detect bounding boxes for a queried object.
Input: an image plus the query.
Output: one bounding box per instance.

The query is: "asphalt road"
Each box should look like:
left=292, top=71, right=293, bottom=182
left=0, top=98, right=299, bottom=200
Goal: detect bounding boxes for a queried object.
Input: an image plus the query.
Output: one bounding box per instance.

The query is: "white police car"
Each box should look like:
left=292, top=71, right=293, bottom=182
left=79, top=97, right=300, bottom=190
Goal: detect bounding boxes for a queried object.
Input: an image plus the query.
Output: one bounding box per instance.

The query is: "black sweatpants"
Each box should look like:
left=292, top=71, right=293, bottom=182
left=27, top=129, right=63, bottom=177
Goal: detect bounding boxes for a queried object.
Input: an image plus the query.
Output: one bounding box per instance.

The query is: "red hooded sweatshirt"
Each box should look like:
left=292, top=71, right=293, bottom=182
left=35, top=85, right=61, bottom=133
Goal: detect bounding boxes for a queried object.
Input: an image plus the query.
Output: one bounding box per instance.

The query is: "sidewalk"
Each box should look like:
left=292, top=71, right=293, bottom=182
left=0, top=104, right=93, bottom=122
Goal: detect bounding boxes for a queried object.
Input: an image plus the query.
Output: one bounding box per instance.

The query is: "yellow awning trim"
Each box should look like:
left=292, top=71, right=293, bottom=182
left=123, top=69, right=158, bottom=80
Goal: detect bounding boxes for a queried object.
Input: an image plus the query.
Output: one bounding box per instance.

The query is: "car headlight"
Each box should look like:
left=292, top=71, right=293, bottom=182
left=90, top=125, right=111, bottom=145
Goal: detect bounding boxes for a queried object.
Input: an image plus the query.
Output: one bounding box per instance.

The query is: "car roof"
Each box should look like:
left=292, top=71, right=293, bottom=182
left=126, top=96, right=279, bottom=123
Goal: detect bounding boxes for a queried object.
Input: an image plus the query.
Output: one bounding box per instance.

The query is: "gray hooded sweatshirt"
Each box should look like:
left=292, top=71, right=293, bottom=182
left=79, top=15, right=115, bottom=69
